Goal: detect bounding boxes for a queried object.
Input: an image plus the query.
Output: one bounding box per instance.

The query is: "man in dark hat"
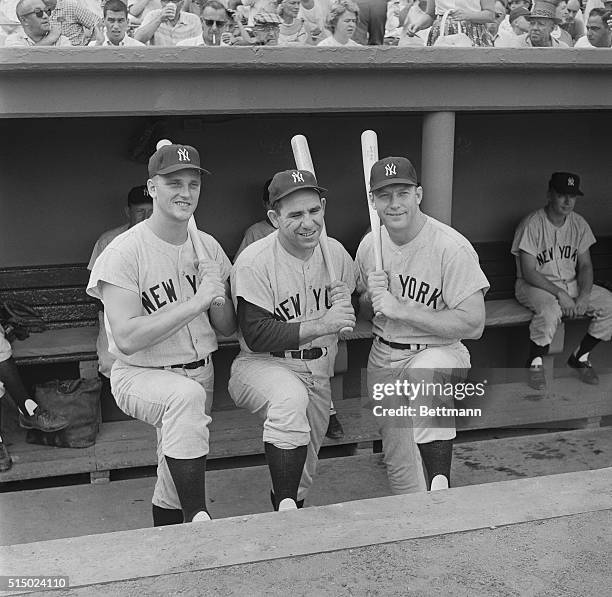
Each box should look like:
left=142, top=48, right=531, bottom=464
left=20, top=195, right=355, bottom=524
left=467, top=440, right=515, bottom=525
left=520, top=0, right=570, bottom=45
left=88, top=141, right=236, bottom=525
left=229, top=169, right=355, bottom=511
left=355, top=156, right=489, bottom=495
left=512, top=172, right=612, bottom=390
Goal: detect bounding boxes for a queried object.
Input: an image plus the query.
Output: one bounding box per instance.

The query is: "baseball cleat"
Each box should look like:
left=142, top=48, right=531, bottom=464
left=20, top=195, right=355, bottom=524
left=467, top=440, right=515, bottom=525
left=567, top=354, right=599, bottom=385
left=430, top=475, right=449, bottom=491
left=191, top=510, right=212, bottom=522
left=278, top=498, right=298, bottom=511
left=270, top=490, right=304, bottom=511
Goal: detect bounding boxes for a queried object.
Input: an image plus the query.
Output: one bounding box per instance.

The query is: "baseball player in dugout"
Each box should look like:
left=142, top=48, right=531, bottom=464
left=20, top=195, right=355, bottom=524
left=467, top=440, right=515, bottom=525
left=512, top=172, right=612, bottom=391
left=234, top=177, right=346, bottom=440
left=356, top=157, right=489, bottom=494
left=88, top=185, right=153, bottom=422
left=87, top=141, right=236, bottom=525
left=229, top=169, right=356, bottom=511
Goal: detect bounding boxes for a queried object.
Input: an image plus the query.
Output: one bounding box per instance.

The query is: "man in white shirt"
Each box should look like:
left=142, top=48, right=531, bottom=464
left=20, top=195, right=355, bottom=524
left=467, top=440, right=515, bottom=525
left=488, top=0, right=522, bottom=45
left=134, top=0, right=201, bottom=45
left=5, top=0, right=72, bottom=45
left=89, top=0, right=145, bottom=45
left=176, top=0, right=231, bottom=44
left=574, top=7, right=611, bottom=46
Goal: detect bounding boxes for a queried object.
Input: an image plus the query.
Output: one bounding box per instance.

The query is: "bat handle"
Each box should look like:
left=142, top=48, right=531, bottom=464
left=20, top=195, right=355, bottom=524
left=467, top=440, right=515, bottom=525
left=211, top=296, right=226, bottom=308
left=340, top=325, right=353, bottom=335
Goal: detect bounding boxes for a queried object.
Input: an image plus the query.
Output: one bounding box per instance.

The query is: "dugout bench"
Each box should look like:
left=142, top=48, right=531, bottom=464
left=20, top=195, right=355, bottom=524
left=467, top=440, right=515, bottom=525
left=0, top=238, right=611, bottom=484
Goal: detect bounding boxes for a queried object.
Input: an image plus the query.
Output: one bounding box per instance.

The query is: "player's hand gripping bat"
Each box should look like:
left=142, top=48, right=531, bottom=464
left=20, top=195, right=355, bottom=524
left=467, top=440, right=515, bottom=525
left=290, top=134, right=353, bottom=334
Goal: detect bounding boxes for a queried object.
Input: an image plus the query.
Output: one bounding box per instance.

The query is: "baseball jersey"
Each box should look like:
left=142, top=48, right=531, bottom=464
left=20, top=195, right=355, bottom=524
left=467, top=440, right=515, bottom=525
left=356, top=216, right=489, bottom=345
left=511, top=208, right=596, bottom=285
left=88, top=223, right=129, bottom=377
left=87, top=220, right=231, bottom=368
left=231, top=231, right=356, bottom=353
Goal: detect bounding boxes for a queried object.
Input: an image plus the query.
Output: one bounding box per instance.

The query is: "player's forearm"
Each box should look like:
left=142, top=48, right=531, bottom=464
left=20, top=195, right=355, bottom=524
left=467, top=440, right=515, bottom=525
left=111, top=299, right=202, bottom=355
left=577, top=263, right=593, bottom=299
left=298, top=318, right=333, bottom=344
left=134, top=16, right=161, bottom=42
left=522, top=268, right=564, bottom=298
left=394, top=302, right=485, bottom=340
left=209, top=293, right=237, bottom=337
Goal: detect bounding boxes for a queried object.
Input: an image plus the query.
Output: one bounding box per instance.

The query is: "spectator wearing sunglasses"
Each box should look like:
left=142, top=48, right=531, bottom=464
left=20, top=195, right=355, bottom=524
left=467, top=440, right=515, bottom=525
left=134, top=0, right=201, bottom=44
left=176, top=0, right=234, bottom=44
left=5, top=0, right=71, bottom=45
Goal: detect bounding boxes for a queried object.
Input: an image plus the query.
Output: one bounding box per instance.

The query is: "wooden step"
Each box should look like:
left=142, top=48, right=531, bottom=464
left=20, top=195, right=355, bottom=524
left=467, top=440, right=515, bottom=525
left=2, top=370, right=610, bottom=485
left=0, top=398, right=380, bottom=484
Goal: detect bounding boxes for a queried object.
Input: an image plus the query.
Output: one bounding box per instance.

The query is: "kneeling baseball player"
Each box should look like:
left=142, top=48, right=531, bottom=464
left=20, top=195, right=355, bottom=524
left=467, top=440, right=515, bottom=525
left=88, top=141, right=235, bottom=524
left=229, top=169, right=355, bottom=511
left=356, top=156, right=489, bottom=493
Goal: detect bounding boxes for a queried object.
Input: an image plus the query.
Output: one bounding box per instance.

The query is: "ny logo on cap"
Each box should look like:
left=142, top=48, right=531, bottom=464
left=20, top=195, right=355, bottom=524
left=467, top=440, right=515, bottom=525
left=385, top=163, right=397, bottom=177
left=567, top=177, right=575, bottom=187
left=292, top=171, right=305, bottom=183
left=177, top=148, right=190, bottom=162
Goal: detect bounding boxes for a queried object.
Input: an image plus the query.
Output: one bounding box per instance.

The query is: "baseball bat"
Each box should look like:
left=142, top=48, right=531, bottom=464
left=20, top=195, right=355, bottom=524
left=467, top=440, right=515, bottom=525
left=290, top=134, right=352, bottom=334
left=361, top=130, right=383, bottom=271
left=188, top=216, right=226, bottom=308
left=361, top=130, right=383, bottom=319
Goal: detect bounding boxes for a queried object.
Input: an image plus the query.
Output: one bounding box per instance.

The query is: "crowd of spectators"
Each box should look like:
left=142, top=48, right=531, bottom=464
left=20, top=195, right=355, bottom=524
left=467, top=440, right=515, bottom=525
left=1, top=0, right=611, bottom=48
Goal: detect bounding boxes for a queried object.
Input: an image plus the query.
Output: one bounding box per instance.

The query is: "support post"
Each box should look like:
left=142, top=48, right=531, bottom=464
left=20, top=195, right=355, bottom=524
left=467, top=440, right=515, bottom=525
left=421, top=112, right=456, bottom=225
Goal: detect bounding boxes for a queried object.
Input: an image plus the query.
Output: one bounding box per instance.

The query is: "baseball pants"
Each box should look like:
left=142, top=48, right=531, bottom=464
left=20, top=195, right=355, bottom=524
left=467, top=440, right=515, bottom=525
left=366, top=338, right=471, bottom=495
left=515, top=279, right=612, bottom=346
left=111, top=359, right=214, bottom=510
left=228, top=347, right=336, bottom=503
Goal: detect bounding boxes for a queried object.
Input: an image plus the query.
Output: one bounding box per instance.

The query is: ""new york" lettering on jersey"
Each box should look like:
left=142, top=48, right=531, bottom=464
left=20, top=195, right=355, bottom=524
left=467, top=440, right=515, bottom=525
left=398, top=274, right=442, bottom=309
left=536, top=245, right=578, bottom=267
left=141, top=277, right=187, bottom=314
left=273, top=287, right=333, bottom=322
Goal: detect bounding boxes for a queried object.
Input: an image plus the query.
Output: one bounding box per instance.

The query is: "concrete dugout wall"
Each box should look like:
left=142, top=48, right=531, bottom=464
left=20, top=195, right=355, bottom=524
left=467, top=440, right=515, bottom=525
left=1, top=110, right=611, bottom=267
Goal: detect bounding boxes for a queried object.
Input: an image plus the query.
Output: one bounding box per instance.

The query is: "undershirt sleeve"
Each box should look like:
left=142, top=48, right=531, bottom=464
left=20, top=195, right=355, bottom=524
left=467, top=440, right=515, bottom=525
left=237, top=297, right=301, bottom=353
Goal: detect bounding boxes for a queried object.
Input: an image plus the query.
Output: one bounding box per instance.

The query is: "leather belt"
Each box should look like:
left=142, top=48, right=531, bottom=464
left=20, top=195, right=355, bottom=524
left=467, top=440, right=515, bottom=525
left=270, top=347, right=327, bottom=360
left=376, top=336, right=427, bottom=351
left=169, top=356, right=211, bottom=369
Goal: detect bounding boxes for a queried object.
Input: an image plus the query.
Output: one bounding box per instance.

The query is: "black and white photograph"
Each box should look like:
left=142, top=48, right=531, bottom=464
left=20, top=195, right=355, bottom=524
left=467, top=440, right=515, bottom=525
left=1, top=1, right=611, bottom=594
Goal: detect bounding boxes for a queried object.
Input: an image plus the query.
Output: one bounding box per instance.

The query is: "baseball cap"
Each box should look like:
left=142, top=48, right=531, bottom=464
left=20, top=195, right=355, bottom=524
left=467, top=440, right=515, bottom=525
left=268, top=170, right=327, bottom=206
left=369, top=157, right=419, bottom=192
left=148, top=142, right=210, bottom=178
left=127, top=184, right=152, bottom=206
left=549, top=172, right=584, bottom=196
left=509, top=6, right=530, bottom=22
